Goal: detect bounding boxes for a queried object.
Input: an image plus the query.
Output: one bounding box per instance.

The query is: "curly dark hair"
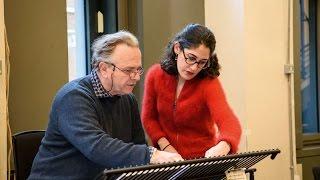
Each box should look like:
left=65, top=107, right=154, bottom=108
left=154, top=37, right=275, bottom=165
left=160, top=24, right=220, bottom=78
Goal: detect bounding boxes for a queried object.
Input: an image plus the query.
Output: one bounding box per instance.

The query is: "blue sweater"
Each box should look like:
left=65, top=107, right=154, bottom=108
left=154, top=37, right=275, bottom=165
left=28, top=75, right=150, bottom=180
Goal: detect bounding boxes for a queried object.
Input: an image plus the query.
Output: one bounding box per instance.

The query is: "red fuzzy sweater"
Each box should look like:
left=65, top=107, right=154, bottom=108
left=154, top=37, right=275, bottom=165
left=141, top=64, right=242, bottom=159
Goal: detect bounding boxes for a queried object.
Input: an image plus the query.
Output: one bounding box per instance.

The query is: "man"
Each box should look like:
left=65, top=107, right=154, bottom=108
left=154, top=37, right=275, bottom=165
left=28, top=31, right=183, bottom=179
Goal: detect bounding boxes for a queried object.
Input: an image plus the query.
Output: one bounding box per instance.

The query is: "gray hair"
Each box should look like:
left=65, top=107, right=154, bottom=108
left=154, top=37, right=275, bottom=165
left=91, top=31, right=139, bottom=69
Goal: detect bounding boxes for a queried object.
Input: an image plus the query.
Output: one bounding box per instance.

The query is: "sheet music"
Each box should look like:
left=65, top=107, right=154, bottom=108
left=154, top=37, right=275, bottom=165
left=225, top=168, right=247, bottom=180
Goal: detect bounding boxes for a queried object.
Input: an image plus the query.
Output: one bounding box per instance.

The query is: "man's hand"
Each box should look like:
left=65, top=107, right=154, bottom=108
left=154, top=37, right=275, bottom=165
left=204, top=141, right=231, bottom=158
left=150, top=149, right=184, bottom=164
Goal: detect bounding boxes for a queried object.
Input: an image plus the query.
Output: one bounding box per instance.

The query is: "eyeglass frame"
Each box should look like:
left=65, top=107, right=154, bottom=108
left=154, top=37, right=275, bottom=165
left=181, top=48, right=210, bottom=69
left=103, top=62, right=144, bottom=78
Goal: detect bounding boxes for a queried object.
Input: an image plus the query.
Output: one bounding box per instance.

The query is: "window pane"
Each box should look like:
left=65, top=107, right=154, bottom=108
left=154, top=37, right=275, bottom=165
left=66, top=0, right=86, bottom=81
left=300, top=0, right=319, bottom=133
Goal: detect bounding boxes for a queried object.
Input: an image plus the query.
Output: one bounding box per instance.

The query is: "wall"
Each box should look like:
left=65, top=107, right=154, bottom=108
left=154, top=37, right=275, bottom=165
left=205, top=0, right=292, bottom=179
left=4, top=0, right=68, bottom=134
left=0, top=0, right=7, bottom=178
left=204, top=0, right=247, bottom=151
left=141, top=0, right=205, bottom=70
left=138, top=0, right=204, bottom=99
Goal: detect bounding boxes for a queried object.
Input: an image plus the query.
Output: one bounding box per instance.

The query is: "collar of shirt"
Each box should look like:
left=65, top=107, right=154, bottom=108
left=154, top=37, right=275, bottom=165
left=90, top=69, right=113, bottom=98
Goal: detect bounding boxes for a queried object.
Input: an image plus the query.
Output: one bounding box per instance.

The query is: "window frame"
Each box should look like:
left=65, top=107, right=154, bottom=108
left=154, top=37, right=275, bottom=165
left=295, top=0, right=320, bottom=156
left=84, top=0, right=118, bottom=74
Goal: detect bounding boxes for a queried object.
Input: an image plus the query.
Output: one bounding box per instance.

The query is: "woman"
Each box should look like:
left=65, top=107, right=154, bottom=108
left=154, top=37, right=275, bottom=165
left=141, top=24, right=242, bottom=159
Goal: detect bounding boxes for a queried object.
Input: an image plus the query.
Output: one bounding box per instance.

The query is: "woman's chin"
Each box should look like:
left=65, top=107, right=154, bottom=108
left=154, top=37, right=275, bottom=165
left=181, top=73, right=196, bottom=81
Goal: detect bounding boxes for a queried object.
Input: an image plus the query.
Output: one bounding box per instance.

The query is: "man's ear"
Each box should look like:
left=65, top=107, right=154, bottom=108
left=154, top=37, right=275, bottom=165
left=98, top=62, right=111, bottom=78
left=173, top=42, right=181, bottom=54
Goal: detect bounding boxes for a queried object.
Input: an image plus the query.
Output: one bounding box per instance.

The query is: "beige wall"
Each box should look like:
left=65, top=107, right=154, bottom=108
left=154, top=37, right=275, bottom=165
left=5, top=0, right=68, bottom=134
left=141, top=0, right=205, bottom=70
left=136, top=0, right=204, bottom=100
left=205, top=0, right=293, bottom=179
left=0, top=0, right=7, bottom=178
left=205, top=0, right=247, bottom=151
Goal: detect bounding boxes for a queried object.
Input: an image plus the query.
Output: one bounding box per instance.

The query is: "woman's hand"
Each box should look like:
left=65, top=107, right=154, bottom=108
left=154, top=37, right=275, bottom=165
left=162, top=144, right=179, bottom=153
left=158, top=137, right=179, bottom=153
left=204, top=141, right=231, bottom=158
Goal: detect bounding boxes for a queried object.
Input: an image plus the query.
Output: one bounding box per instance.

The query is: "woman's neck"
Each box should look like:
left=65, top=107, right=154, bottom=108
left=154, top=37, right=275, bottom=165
left=176, top=76, right=185, bottom=99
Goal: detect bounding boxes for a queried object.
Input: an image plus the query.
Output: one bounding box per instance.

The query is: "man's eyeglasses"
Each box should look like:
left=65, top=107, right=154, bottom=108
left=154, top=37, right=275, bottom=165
left=181, top=49, right=210, bottom=69
left=106, top=62, right=144, bottom=78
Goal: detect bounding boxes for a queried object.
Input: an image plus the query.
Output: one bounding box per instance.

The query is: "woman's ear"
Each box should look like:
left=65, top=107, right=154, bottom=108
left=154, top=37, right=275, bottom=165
left=173, top=42, right=181, bottom=54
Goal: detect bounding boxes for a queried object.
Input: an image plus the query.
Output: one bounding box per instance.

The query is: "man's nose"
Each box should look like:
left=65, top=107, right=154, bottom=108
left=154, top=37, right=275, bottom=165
left=131, top=73, right=141, bottom=81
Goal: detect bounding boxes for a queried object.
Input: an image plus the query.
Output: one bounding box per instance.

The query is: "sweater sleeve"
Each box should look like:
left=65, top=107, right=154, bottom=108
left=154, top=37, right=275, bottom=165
left=56, top=90, right=150, bottom=168
left=205, top=78, right=242, bottom=153
left=141, top=65, right=167, bottom=146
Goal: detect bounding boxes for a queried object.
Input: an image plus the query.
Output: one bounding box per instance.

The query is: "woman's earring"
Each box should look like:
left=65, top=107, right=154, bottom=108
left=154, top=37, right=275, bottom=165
left=175, top=54, right=178, bottom=61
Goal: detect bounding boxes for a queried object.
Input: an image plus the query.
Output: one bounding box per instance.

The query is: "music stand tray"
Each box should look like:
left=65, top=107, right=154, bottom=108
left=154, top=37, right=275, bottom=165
left=101, top=149, right=280, bottom=180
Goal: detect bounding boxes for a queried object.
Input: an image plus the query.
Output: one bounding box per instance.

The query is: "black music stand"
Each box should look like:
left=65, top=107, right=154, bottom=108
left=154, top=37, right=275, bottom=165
left=101, top=149, right=280, bottom=180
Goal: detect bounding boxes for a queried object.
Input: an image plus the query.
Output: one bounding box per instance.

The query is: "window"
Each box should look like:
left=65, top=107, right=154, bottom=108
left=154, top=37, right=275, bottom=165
left=84, top=0, right=118, bottom=73
left=296, top=0, right=320, bottom=179
left=299, top=0, right=320, bottom=134
left=66, top=0, right=86, bottom=80
left=66, top=0, right=119, bottom=78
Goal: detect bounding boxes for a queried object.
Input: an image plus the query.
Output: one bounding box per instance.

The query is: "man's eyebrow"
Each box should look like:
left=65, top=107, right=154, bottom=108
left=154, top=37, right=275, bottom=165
left=122, top=66, right=142, bottom=69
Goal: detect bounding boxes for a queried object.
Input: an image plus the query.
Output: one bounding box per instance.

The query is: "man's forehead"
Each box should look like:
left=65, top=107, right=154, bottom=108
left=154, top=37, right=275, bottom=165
left=112, top=44, right=139, bottom=54
left=111, top=44, right=141, bottom=66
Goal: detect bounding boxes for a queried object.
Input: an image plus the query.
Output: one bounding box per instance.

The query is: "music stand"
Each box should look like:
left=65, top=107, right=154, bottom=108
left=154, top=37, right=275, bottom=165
left=102, top=149, right=280, bottom=180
